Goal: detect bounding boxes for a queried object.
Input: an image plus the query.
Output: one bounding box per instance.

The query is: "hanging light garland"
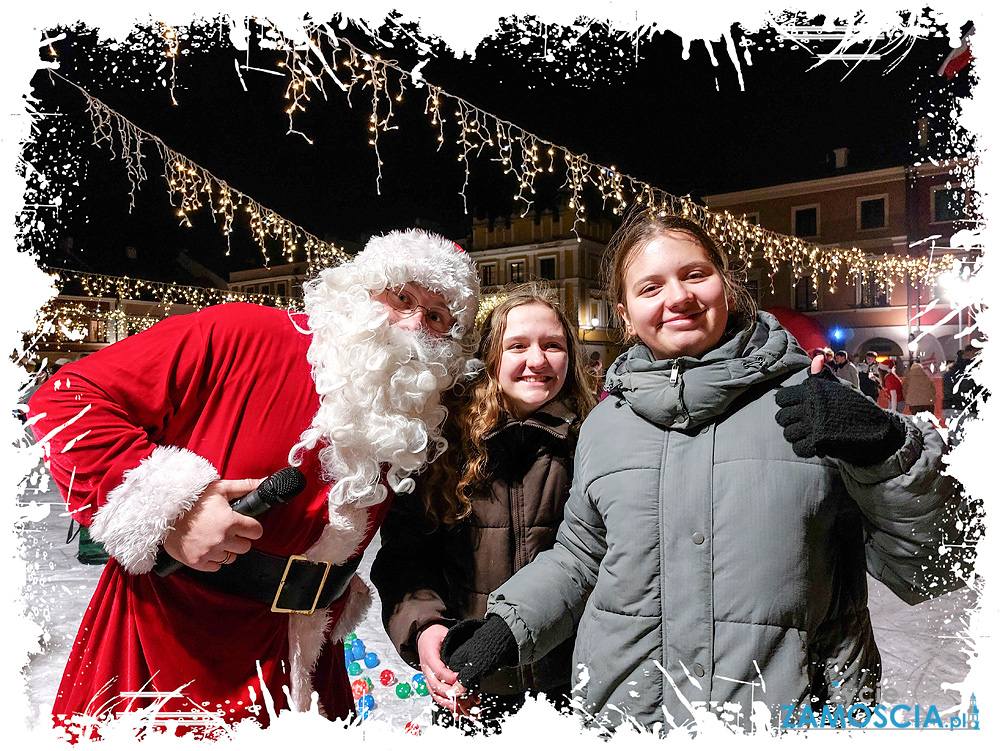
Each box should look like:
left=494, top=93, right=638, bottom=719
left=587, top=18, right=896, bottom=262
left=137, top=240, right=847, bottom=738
left=30, top=267, right=305, bottom=346
left=48, top=71, right=350, bottom=272
left=268, top=23, right=962, bottom=292
left=52, top=267, right=303, bottom=311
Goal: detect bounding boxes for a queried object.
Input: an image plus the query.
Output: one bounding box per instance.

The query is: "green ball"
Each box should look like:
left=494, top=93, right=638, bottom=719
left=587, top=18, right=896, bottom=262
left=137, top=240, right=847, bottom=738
left=395, top=682, right=412, bottom=699
left=347, top=632, right=357, bottom=643
left=363, top=676, right=374, bottom=691
left=348, top=661, right=362, bottom=676
left=413, top=681, right=429, bottom=697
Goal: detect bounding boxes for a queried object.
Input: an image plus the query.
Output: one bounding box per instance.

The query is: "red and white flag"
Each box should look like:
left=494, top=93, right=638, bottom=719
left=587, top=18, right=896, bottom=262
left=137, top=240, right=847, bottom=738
left=938, top=25, right=975, bottom=79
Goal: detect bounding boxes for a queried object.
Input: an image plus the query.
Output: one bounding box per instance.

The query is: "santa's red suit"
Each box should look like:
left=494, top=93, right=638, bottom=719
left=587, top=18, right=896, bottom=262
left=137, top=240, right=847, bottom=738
left=30, top=303, right=389, bottom=737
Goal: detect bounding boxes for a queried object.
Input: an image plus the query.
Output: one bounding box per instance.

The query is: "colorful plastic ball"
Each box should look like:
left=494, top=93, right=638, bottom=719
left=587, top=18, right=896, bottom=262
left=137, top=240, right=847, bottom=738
left=346, top=632, right=357, bottom=643
left=363, top=651, right=380, bottom=668
left=379, top=669, right=396, bottom=686
left=413, top=681, right=429, bottom=697
left=362, top=676, right=374, bottom=692
left=351, top=642, right=366, bottom=660
left=395, top=682, right=412, bottom=699
left=344, top=652, right=353, bottom=668
left=351, top=680, right=369, bottom=699
left=347, top=661, right=362, bottom=676
left=404, top=722, right=421, bottom=736
left=412, top=673, right=425, bottom=685
left=356, top=698, right=372, bottom=720
left=359, top=694, right=375, bottom=710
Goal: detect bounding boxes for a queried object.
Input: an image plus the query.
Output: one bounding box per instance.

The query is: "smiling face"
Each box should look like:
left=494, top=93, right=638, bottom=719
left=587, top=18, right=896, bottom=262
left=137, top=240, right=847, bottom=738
left=617, top=231, right=730, bottom=361
left=497, top=302, right=570, bottom=419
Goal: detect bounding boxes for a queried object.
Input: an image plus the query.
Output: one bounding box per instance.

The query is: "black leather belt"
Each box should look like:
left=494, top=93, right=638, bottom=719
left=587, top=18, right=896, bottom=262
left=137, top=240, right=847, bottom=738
left=185, top=550, right=361, bottom=615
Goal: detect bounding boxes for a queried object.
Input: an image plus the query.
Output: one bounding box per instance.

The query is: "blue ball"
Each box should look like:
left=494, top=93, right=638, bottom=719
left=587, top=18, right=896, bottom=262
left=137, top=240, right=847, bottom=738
left=412, top=673, right=425, bottom=685
left=363, top=652, right=380, bottom=668
left=358, top=694, right=375, bottom=710
left=351, top=642, right=366, bottom=660
left=344, top=651, right=352, bottom=668
left=352, top=638, right=365, bottom=652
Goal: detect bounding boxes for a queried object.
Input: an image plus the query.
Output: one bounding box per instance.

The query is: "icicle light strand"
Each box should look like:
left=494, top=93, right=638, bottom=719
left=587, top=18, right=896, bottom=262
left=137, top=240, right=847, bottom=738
left=271, top=26, right=967, bottom=292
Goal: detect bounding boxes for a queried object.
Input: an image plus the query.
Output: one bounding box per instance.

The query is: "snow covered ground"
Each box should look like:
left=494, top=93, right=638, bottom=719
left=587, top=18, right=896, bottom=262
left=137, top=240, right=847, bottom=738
left=17, top=484, right=979, bottom=734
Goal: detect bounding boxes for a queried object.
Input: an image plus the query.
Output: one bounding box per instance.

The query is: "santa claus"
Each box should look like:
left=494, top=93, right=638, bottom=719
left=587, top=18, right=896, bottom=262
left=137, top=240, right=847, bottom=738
left=27, top=229, right=480, bottom=739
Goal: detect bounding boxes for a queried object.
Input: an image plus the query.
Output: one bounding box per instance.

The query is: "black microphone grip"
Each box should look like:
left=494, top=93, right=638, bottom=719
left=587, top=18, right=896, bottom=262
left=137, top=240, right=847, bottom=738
left=153, top=467, right=307, bottom=577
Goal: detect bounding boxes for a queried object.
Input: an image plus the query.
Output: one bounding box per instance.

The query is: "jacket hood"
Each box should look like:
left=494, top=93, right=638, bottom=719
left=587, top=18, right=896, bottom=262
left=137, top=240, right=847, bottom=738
left=604, top=311, right=811, bottom=430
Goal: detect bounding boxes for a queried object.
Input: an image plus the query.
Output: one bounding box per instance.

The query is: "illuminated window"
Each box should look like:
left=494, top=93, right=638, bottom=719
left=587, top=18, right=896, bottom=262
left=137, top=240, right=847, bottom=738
left=509, top=261, right=525, bottom=284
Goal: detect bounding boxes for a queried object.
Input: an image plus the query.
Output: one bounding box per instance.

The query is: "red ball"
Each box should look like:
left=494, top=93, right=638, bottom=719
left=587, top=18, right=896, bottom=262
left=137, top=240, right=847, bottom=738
left=404, top=721, right=421, bottom=736
left=379, top=669, right=397, bottom=686
left=351, top=679, right=370, bottom=699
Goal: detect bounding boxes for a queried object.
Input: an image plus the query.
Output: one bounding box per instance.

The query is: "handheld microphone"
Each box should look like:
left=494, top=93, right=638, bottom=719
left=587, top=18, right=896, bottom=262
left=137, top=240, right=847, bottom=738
left=153, top=466, right=307, bottom=577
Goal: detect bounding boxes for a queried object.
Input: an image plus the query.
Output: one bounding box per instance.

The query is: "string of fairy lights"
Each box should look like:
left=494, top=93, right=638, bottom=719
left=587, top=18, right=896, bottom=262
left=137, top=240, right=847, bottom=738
left=34, top=24, right=968, bottom=352
left=33, top=265, right=507, bottom=345
left=31, top=267, right=304, bottom=345
left=268, top=23, right=961, bottom=293
left=48, top=70, right=349, bottom=273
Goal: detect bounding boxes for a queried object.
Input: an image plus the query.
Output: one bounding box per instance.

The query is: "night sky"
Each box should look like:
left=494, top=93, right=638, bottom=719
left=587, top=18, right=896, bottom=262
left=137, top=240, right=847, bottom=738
left=22, top=13, right=975, bottom=283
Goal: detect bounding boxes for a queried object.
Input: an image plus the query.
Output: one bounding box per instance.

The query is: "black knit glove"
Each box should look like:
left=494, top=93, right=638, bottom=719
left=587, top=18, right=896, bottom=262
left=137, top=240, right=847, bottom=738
left=439, top=615, right=518, bottom=689
left=775, top=367, right=908, bottom=467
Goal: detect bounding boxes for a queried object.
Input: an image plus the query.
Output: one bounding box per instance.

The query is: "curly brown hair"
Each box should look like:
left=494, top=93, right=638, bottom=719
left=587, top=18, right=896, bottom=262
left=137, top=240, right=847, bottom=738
left=421, top=283, right=598, bottom=526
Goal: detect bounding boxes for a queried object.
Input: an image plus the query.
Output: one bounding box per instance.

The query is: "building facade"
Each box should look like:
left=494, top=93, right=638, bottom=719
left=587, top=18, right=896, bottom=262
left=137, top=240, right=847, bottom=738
left=469, top=211, right=621, bottom=368
left=704, top=158, right=978, bottom=369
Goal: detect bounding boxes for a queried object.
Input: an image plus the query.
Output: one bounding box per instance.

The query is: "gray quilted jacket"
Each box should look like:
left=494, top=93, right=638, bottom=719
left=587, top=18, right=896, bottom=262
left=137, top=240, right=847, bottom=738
left=487, top=312, right=963, bottom=733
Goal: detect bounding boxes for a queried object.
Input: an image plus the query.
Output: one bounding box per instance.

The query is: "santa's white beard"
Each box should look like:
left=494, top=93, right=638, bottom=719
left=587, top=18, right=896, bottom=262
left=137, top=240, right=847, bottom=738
left=289, top=285, right=460, bottom=513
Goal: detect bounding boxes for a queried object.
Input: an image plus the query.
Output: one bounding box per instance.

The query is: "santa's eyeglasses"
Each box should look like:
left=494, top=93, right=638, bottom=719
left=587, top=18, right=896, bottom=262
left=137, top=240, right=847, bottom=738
left=383, top=285, right=456, bottom=336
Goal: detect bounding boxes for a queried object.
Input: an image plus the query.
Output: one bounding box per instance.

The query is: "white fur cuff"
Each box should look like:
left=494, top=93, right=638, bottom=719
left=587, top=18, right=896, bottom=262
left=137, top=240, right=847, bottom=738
left=90, top=445, right=220, bottom=575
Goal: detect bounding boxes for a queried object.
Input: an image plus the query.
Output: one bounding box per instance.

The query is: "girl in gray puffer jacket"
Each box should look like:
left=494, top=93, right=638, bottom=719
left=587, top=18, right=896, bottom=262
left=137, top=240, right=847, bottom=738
left=440, top=213, right=970, bottom=735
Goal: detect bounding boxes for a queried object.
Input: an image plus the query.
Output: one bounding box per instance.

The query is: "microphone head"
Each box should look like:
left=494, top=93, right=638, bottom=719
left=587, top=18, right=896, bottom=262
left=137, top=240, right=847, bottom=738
left=259, top=467, right=308, bottom=504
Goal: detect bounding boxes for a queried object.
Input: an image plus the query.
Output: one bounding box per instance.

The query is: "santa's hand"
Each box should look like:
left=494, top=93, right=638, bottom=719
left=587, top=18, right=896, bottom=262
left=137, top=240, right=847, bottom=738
left=162, top=478, right=265, bottom=571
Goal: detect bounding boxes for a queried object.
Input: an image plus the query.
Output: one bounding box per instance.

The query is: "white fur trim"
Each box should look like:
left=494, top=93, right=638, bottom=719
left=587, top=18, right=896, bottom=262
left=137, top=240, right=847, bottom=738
left=351, top=229, right=480, bottom=336
left=90, top=446, right=219, bottom=575
left=285, top=501, right=371, bottom=711
left=329, top=576, right=372, bottom=645
left=287, top=576, right=372, bottom=712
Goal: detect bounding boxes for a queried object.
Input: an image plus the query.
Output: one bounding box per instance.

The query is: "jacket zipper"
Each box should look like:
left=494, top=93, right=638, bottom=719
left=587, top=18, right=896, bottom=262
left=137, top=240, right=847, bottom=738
left=510, top=476, right=535, bottom=690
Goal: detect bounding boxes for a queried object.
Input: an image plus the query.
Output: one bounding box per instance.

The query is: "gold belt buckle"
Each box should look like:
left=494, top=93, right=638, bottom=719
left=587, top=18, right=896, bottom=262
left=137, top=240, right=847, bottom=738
left=271, top=555, right=332, bottom=615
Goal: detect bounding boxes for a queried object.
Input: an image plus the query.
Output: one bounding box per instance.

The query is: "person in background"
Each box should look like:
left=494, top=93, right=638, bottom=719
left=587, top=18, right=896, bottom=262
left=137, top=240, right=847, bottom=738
left=880, top=360, right=905, bottom=412
left=943, top=344, right=987, bottom=443
left=586, top=351, right=605, bottom=398
left=831, top=349, right=860, bottom=388
left=435, top=211, right=966, bottom=736
left=859, top=351, right=882, bottom=401
left=902, top=361, right=937, bottom=417
left=371, top=284, right=596, bottom=734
